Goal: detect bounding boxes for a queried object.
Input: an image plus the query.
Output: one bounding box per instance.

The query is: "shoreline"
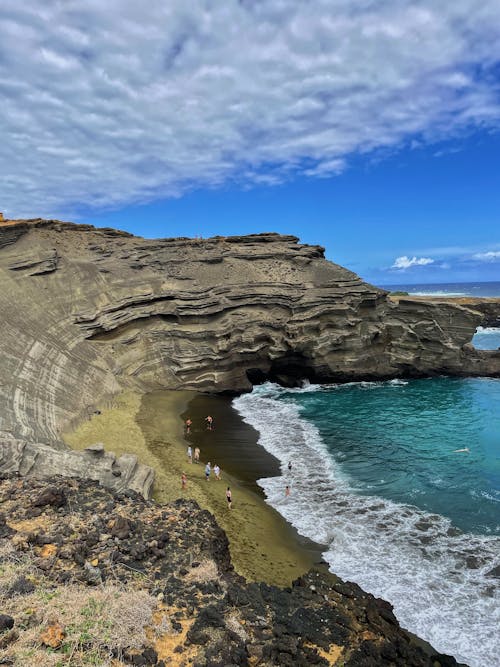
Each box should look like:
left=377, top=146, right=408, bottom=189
left=64, top=389, right=325, bottom=586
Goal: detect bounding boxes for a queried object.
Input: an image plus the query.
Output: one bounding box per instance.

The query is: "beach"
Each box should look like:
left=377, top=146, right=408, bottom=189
left=63, top=389, right=323, bottom=586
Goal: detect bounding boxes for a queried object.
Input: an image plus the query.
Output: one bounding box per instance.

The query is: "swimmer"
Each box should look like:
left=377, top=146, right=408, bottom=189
left=453, top=447, right=470, bottom=453
left=287, top=461, right=292, bottom=472
left=205, top=415, right=213, bottom=430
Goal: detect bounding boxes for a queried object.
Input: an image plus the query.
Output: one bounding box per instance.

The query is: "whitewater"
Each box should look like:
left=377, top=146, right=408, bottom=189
left=233, top=381, right=500, bottom=667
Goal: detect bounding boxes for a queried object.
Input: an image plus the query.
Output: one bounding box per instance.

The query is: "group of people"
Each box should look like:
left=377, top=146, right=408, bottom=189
left=181, top=415, right=294, bottom=508
left=184, top=415, right=213, bottom=434
left=182, top=415, right=232, bottom=509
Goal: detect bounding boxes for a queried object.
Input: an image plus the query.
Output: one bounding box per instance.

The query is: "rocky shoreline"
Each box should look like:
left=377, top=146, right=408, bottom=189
left=0, top=474, right=465, bottom=666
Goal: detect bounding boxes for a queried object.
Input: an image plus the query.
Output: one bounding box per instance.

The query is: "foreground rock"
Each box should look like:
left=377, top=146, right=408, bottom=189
left=0, top=475, right=465, bottom=666
left=1, top=218, right=499, bottom=446
left=0, top=438, right=154, bottom=498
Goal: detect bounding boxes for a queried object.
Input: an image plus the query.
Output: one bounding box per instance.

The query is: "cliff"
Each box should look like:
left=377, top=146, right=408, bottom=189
left=1, top=218, right=499, bottom=448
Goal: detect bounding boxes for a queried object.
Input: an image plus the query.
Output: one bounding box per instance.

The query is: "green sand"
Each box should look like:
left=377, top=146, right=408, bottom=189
left=64, top=390, right=322, bottom=586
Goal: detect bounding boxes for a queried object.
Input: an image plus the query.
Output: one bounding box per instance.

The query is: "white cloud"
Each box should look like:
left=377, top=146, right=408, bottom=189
left=392, top=256, right=435, bottom=270
left=1, top=1, right=500, bottom=217
left=472, top=251, right=500, bottom=261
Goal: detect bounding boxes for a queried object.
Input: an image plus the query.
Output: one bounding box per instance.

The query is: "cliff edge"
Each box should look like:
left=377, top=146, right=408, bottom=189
left=1, top=218, right=499, bottom=447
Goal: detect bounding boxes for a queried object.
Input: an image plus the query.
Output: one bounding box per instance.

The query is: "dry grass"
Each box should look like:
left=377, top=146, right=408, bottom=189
left=0, top=548, right=159, bottom=666
left=184, top=558, right=218, bottom=584
left=225, top=611, right=248, bottom=642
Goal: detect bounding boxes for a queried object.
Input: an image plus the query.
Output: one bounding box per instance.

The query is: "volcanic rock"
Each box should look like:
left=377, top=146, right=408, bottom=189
left=0, top=475, right=466, bottom=666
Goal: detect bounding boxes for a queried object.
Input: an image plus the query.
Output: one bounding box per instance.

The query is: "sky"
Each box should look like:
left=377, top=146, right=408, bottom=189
left=1, top=1, right=500, bottom=285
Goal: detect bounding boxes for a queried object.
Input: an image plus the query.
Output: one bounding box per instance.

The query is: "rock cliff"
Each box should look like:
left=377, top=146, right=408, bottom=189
left=1, top=218, right=499, bottom=448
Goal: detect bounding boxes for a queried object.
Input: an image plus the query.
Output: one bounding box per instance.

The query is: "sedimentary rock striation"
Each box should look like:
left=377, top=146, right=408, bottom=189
left=1, top=218, right=499, bottom=449
left=0, top=474, right=464, bottom=666
left=0, top=439, right=154, bottom=498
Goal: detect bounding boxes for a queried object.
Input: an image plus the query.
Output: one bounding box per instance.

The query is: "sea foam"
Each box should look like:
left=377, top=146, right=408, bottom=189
left=234, top=382, right=500, bottom=667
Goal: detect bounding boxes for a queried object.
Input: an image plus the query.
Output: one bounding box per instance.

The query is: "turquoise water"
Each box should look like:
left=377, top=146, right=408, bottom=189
left=234, top=378, right=500, bottom=667
left=287, top=377, right=500, bottom=534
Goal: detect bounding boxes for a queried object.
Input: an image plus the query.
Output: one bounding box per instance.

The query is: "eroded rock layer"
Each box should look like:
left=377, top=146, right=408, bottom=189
left=0, top=439, right=154, bottom=498
left=1, top=218, right=499, bottom=446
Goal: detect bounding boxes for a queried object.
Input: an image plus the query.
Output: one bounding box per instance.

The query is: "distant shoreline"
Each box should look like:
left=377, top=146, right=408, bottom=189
left=379, top=280, right=500, bottom=299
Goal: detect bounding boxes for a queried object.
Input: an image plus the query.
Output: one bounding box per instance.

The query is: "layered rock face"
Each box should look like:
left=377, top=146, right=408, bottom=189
left=1, top=218, right=499, bottom=445
left=0, top=439, right=154, bottom=498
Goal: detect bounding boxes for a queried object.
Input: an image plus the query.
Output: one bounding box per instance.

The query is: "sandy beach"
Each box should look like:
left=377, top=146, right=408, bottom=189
left=64, top=389, right=324, bottom=586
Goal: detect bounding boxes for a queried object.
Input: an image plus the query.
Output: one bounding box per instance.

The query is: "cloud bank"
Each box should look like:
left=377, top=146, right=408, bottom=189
left=1, top=1, right=500, bottom=217
left=391, top=256, right=435, bottom=270
left=472, top=251, right=500, bottom=261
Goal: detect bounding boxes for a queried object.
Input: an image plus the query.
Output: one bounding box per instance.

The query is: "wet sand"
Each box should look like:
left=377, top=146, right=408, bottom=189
left=64, top=389, right=324, bottom=586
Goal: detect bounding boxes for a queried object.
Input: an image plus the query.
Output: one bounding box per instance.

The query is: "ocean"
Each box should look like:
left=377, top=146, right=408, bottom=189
left=234, top=378, right=500, bottom=667
left=379, top=280, right=500, bottom=298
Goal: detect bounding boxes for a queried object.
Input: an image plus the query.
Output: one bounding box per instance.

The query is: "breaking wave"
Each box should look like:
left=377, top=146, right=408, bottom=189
left=233, top=382, right=500, bottom=667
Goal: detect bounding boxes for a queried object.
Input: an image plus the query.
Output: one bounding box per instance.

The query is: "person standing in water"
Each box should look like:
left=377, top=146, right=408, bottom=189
left=226, top=487, right=232, bottom=509
left=187, top=446, right=192, bottom=463
left=205, top=415, right=213, bottom=430
left=213, top=464, right=221, bottom=480
left=185, top=418, right=192, bottom=434
left=287, top=461, right=292, bottom=472
left=205, top=462, right=211, bottom=481
left=285, top=485, right=290, bottom=497
left=194, top=447, right=200, bottom=464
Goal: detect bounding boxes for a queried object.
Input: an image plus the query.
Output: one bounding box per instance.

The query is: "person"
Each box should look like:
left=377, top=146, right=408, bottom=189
left=213, top=464, right=221, bottom=480
left=187, top=445, right=192, bottom=463
left=453, top=447, right=470, bottom=453
left=287, top=461, right=292, bottom=472
left=194, top=447, right=200, bottom=463
left=285, top=485, right=290, bottom=497
left=205, top=415, right=213, bottom=430
left=181, top=472, right=187, bottom=490
left=205, top=462, right=211, bottom=481
left=226, top=486, right=232, bottom=509
left=185, top=418, right=192, bottom=434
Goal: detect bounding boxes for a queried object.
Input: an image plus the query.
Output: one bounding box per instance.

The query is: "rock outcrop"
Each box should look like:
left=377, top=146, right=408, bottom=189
left=0, top=439, right=154, bottom=498
left=0, top=474, right=465, bottom=666
left=1, top=218, right=499, bottom=448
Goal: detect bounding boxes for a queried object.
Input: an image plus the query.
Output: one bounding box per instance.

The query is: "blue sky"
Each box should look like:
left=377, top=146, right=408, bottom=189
left=1, top=1, right=500, bottom=285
